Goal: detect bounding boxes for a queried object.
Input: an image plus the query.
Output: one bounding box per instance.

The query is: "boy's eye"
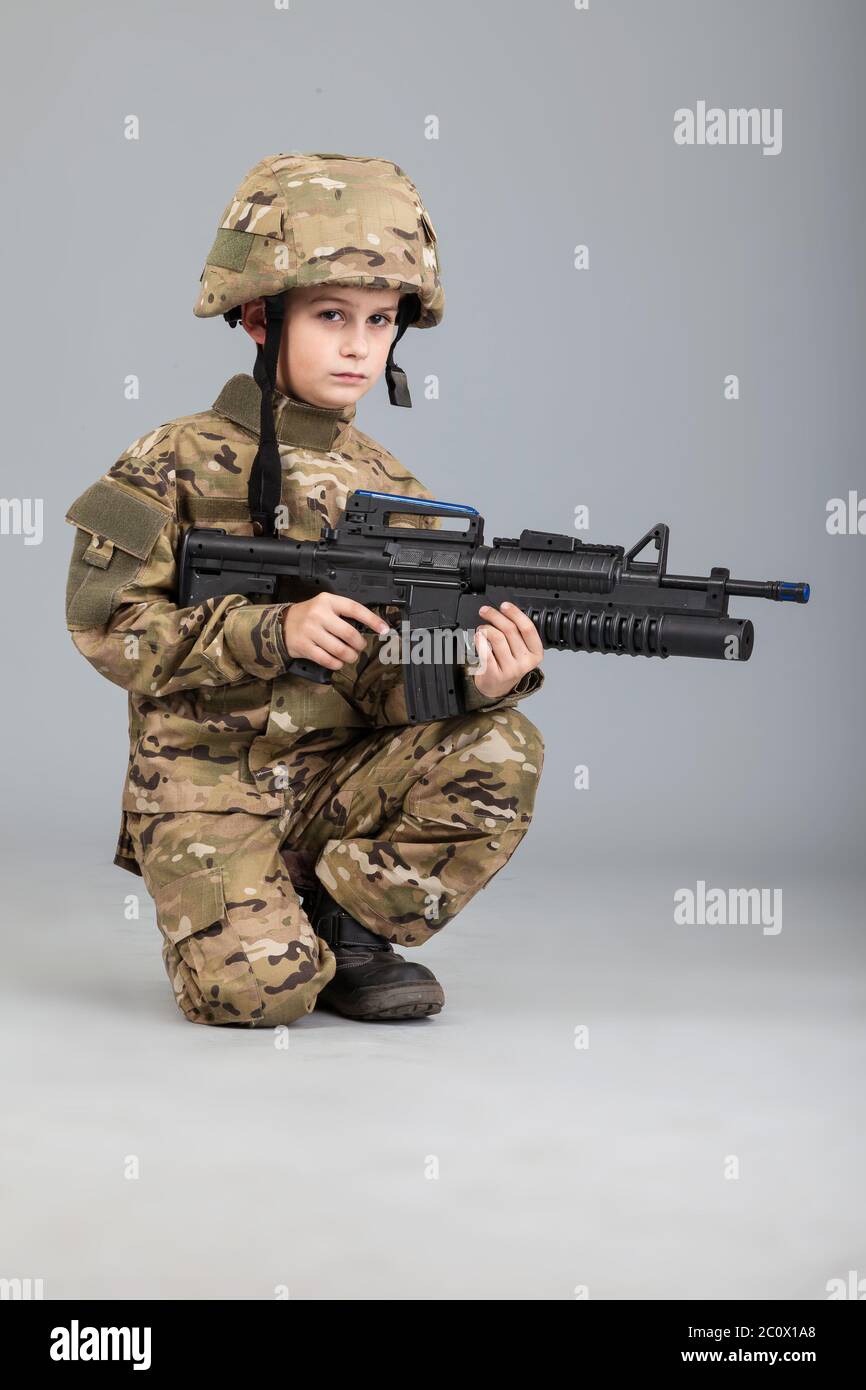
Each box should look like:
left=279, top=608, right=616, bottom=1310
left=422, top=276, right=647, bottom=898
left=317, top=309, right=393, bottom=325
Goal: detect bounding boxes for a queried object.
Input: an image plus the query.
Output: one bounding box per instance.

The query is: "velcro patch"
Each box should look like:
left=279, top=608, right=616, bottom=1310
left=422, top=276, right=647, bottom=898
left=205, top=228, right=256, bottom=272
left=65, top=479, right=169, bottom=559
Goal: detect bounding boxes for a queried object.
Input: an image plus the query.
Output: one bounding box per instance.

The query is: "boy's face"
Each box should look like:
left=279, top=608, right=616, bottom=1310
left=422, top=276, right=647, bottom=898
left=242, top=285, right=402, bottom=409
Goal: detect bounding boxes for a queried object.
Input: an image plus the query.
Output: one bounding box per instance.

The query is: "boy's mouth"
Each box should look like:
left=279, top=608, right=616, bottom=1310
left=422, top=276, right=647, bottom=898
left=331, top=372, right=367, bottom=381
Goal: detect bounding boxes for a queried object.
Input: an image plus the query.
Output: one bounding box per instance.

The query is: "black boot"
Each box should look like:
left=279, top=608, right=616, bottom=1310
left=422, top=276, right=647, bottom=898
left=306, top=881, right=444, bottom=1021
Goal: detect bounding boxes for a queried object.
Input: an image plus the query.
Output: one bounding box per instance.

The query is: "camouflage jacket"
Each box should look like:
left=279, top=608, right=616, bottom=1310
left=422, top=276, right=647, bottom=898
left=64, top=373, right=545, bottom=876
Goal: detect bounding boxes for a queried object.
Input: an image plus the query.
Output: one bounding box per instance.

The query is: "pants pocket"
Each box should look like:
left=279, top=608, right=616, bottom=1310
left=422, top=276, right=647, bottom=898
left=153, top=865, right=265, bottom=1025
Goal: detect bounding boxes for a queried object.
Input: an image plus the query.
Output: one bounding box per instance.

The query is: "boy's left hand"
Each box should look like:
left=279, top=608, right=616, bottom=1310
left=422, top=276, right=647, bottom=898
left=470, top=601, right=544, bottom=701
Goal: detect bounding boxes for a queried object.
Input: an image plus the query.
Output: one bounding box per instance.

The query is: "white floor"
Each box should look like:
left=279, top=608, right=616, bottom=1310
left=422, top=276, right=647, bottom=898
left=2, top=849, right=863, bottom=1301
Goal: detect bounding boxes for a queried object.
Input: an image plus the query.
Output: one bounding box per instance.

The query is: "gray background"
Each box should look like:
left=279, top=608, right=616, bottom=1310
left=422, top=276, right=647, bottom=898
left=1, top=0, right=863, bottom=1300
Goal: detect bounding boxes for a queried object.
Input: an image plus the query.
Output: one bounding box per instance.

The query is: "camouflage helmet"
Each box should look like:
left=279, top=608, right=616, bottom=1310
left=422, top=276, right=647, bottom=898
left=194, top=152, right=444, bottom=535
left=194, top=151, right=444, bottom=335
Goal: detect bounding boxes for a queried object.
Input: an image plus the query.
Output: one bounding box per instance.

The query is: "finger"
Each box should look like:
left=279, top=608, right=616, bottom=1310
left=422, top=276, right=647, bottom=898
left=328, top=594, right=391, bottom=634
left=474, top=629, right=502, bottom=679
left=477, top=625, right=513, bottom=674
left=477, top=608, right=524, bottom=663
left=324, top=614, right=371, bottom=653
left=500, top=602, right=544, bottom=657
left=299, top=641, right=344, bottom=671
left=307, top=627, right=362, bottom=664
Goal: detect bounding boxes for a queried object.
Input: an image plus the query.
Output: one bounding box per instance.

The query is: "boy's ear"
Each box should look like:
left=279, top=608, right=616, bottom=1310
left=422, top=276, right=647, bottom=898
left=240, top=298, right=266, bottom=346
left=243, top=291, right=293, bottom=347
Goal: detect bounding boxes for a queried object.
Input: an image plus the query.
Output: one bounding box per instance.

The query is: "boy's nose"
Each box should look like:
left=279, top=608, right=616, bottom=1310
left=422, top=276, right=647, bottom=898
left=342, top=342, right=368, bottom=362
left=342, top=326, right=370, bottom=357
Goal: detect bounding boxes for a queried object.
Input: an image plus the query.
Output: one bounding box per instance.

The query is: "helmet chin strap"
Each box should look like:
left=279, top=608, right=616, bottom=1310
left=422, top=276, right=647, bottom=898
left=248, top=293, right=285, bottom=537
left=385, top=294, right=419, bottom=407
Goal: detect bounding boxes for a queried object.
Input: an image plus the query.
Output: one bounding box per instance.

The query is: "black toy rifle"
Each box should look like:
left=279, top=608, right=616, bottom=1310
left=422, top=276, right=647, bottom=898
left=177, top=489, right=810, bottom=723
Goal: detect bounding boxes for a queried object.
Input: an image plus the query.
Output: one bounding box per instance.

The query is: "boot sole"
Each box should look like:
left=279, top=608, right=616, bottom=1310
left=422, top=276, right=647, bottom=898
left=315, top=981, right=445, bottom=1021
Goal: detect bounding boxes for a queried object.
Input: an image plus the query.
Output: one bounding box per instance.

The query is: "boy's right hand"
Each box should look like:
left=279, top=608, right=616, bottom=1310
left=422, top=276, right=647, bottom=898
left=282, top=593, right=391, bottom=670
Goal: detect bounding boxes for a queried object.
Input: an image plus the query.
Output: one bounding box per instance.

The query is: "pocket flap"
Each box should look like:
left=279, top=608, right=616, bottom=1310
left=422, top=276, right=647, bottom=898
left=153, top=866, right=226, bottom=944
left=65, top=479, right=169, bottom=559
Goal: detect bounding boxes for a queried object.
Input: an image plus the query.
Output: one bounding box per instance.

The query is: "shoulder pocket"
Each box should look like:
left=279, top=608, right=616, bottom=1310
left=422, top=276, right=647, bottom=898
left=65, top=479, right=170, bottom=628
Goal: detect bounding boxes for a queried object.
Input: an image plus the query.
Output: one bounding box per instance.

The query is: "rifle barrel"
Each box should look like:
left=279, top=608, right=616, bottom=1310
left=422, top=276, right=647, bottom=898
left=660, top=574, right=810, bottom=603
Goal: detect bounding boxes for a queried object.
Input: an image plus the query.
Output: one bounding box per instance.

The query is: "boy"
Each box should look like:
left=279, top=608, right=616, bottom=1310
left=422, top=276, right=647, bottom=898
left=64, top=152, right=545, bottom=1027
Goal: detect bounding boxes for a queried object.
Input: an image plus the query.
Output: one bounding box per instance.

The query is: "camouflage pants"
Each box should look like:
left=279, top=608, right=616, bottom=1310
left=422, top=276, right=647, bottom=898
left=126, top=705, right=544, bottom=1028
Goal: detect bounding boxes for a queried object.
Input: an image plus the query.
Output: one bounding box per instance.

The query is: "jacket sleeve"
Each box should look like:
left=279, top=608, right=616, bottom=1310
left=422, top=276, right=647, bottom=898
left=334, top=474, right=546, bottom=722
left=461, top=661, right=545, bottom=712
left=64, top=436, right=294, bottom=696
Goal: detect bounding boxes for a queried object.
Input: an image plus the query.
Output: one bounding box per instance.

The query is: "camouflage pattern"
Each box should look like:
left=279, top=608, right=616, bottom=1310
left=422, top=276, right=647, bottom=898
left=124, top=700, right=543, bottom=1027
left=65, top=371, right=545, bottom=858
left=193, top=152, right=443, bottom=331
left=65, top=373, right=546, bottom=1023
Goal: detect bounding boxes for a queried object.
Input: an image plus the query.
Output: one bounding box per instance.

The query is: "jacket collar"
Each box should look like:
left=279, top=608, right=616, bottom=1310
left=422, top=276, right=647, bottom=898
left=213, top=373, right=356, bottom=452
